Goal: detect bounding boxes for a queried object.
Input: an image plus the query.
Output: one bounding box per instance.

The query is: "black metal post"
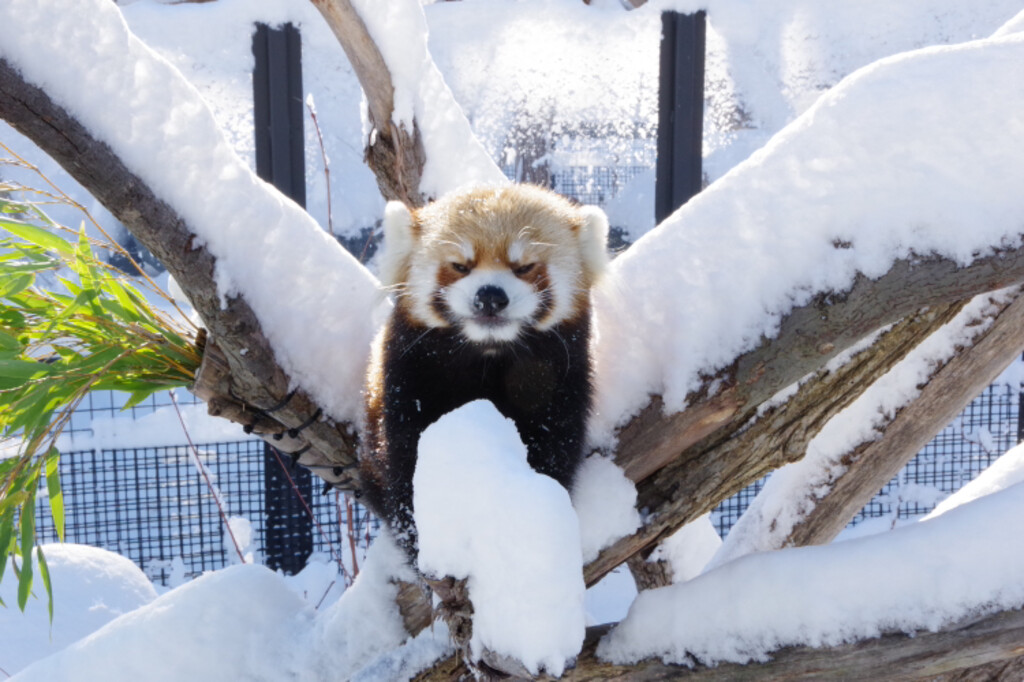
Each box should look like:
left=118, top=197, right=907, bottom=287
left=253, top=22, right=306, bottom=209
left=655, top=11, right=706, bottom=225
left=252, top=22, right=314, bottom=574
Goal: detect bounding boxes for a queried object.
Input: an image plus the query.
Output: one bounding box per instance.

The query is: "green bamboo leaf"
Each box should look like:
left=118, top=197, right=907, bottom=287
left=0, top=273, right=34, bottom=298
left=0, top=330, right=23, bottom=352
left=0, top=356, right=51, bottom=380
left=0, top=511, right=17, bottom=585
left=17, top=489, right=36, bottom=611
left=45, top=448, right=64, bottom=542
left=0, top=218, right=73, bottom=256
left=36, top=546, right=53, bottom=623
left=123, top=387, right=158, bottom=410
left=0, top=490, right=28, bottom=517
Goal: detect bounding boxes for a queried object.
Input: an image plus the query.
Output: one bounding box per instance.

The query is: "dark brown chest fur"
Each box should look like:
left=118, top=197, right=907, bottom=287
left=359, top=306, right=594, bottom=557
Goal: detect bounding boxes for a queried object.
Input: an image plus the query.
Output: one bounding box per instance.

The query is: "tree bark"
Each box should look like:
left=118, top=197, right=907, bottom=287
left=784, top=288, right=1024, bottom=547
left=583, top=253, right=1024, bottom=587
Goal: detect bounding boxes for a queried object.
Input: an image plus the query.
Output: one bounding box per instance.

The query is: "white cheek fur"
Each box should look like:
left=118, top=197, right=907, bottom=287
left=535, top=263, right=576, bottom=330
left=406, top=261, right=449, bottom=328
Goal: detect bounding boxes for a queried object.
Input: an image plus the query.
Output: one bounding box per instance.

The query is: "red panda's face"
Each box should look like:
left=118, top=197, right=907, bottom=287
left=378, top=186, right=609, bottom=345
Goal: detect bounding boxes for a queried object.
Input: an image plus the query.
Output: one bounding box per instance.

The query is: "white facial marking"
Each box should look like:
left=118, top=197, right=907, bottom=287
left=508, top=238, right=527, bottom=264
left=407, top=259, right=449, bottom=328
left=445, top=268, right=539, bottom=343
left=535, top=262, right=575, bottom=330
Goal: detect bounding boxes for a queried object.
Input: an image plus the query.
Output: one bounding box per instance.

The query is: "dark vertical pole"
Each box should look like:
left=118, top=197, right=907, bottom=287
left=1017, top=353, right=1024, bottom=444
left=252, top=22, right=313, bottom=575
left=655, top=11, right=706, bottom=225
left=253, top=22, right=306, bottom=208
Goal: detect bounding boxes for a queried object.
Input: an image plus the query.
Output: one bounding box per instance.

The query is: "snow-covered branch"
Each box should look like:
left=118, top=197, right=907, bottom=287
left=0, top=0, right=380, bottom=487
left=310, top=0, right=505, bottom=205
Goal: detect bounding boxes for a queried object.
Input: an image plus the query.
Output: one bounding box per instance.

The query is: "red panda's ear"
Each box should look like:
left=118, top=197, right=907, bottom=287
left=379, top=201, right=417, bottom=287
left=578, top=205, right=610, bottom=282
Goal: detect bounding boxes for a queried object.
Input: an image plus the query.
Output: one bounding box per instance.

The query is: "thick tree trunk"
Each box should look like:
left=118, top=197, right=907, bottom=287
left=414, top=607, right=1024, bottom=681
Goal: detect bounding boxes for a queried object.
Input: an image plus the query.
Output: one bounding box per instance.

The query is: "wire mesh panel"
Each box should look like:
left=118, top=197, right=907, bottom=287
left=34, top=439, right=378, bottom=585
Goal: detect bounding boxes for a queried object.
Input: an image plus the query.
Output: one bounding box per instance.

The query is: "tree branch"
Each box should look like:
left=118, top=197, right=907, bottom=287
left=784, top=288, right=1024, bottom=547
left=586, top=252, right=1024, bottom=585
left=0, top=56, right=360, bottom=488
left=309, top=0, right=426, bottom=206
left=414, top=607, right=1024, bottom=680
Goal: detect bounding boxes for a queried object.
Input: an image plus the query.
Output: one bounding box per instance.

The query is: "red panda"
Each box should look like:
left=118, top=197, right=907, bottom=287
left=359, top=184, right=609, bottom=561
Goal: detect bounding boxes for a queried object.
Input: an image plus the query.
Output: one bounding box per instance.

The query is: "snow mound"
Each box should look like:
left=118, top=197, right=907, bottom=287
left=413, top=400, right=586, bottom=676
left=0, top=544, right=157, bottom=676
left=572, top=454, right=640, bottom=562
left=598, top=481, right=1024, bottom=667
left=12, top=563, right=306, bottom=681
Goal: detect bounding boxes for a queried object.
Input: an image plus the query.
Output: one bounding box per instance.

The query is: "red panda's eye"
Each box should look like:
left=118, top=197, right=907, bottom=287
left=514, top=263, right=535, bottom=276
left=451, top=262, right=470, bottom=274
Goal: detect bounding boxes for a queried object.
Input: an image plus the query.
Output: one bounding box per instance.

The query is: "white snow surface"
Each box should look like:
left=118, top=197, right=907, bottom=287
left=572, top=454, right=641, bottom=562
left=590, top=30, right=1024, bottom=442
left=7, top=537, right=436, bottom=681
left=0, top=0, right=380, bottom=425
left=600, top=481, right=1024, bottom=667
left=649, top=514, right=722, bottom=583
left=926, top=442, right=1024, bottom=520
left=0, top=545, right=157, bottom=676
left=413, top=401, right=585, bottom=676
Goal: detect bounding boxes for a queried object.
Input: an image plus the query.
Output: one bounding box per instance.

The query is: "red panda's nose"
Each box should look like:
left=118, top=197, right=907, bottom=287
left=474, top=285, right=510, bottom=316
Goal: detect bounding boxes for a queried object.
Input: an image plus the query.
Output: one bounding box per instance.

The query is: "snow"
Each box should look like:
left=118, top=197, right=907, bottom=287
left=926, top=442, right=1024, bottom=519
left=600, top=481, right=1024, bottom=667
left=572, top=454, right=640, bottom=562
left=0, top=545, right=157, bottom=676
left=6, top=537, right=431, bottom=681
left=413, top=401, right=585, bottom=676
left=649, top=514, right=722, bottom=583
left=57, top=396, right=252, bottom=452
left=349, top=0, right=507, bottom=198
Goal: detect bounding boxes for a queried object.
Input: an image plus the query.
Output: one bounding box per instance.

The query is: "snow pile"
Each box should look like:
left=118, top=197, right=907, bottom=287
left=926, top=442, right=1024, bottom=520
left=7, top=538, right=438, bottom=681
left=649, top=515, right=722, bottom=583
left=13, top=563, right=309, bottom=680
left=0, top=0, right=379, bottom=425
left=0, top=545, right=157, bottom=675
left=591, top=30, right=1024, bottom=441
left=599, top=480, right=1024, bottom=666
left=413, top=401, right=585, bottom=676
left=571, top=454, right=640, bottom=562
